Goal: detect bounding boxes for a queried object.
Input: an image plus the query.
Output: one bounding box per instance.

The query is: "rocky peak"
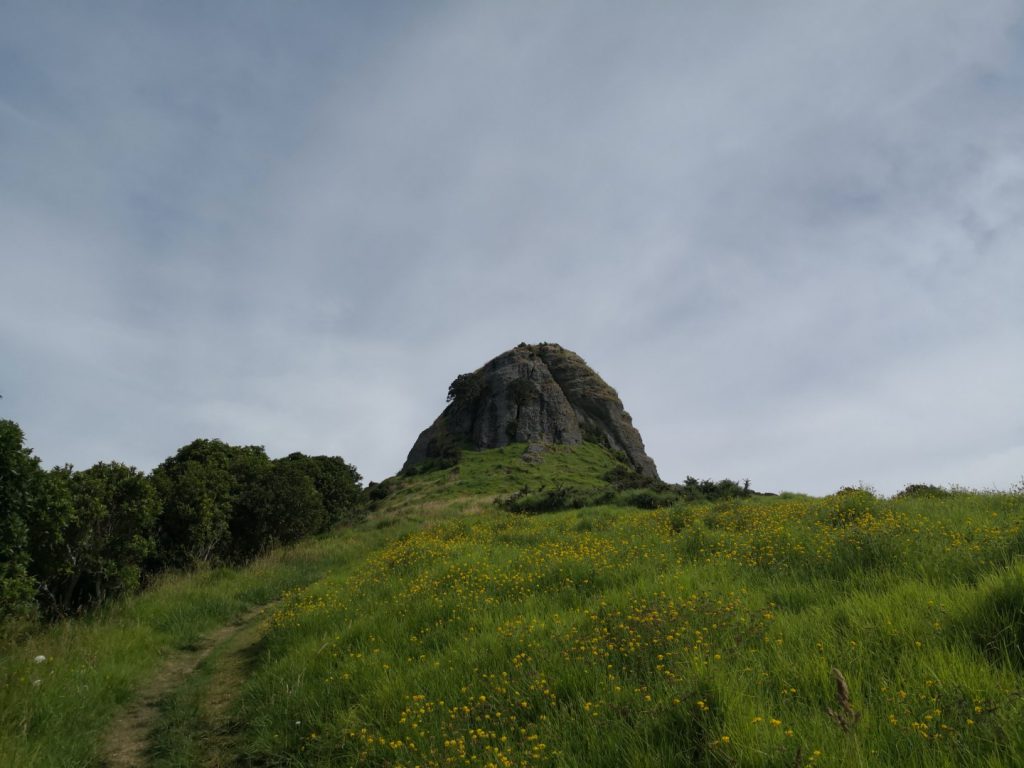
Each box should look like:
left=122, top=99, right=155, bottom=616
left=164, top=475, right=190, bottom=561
left=402, top=343, right=658, bottom=478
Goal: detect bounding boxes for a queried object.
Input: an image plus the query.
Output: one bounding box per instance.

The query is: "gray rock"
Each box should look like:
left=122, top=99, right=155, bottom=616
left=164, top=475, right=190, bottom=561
left=403, top=343, right=658, bottom=478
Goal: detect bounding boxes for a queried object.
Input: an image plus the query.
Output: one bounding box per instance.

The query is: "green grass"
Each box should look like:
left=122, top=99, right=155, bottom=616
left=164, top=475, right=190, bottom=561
left=0, top=520, right=412, bottom=767
left=233, top=487, right=1024, bottom=767
left=4, top=445, right=1023, bottom=767
left=372, top=442, right=624, bottom=520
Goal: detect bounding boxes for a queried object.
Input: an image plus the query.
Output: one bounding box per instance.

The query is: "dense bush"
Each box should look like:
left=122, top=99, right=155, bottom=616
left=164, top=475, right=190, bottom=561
left=152, top=439, right=269, bottom=568
left=446, top=372, right=486, bottom=407
left=32, top=463, right=159, bottom=614
left=231, top=459, right=324, bottom=559
left=497, top=472, right=755, bottom=515
left=0, top=422, right=364, bottom=621
left=822, top=486, right=879, bottom=527
left=603, top=463, right=656, bottom=490
left=677, top=476, right=752, bottom=502
left=0, top=420, right=45, bottom=619
left=496, top=485, right=613, bottom=514
left=895, top=483, right=952, bottom=499
left=277, top=453, right=363, bottom=527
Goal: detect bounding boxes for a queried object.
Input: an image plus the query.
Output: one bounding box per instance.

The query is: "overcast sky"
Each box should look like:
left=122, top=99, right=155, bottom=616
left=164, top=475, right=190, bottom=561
left=2, top=1, right=1023, bottom=495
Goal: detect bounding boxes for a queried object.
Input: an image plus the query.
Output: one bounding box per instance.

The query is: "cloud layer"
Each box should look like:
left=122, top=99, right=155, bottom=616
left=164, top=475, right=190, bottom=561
left=3, top=2, right=1023, bottom=494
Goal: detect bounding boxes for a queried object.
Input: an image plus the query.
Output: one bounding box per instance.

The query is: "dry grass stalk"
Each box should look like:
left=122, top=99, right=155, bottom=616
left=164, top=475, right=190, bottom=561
left=826, top=667, right=861, bottom=732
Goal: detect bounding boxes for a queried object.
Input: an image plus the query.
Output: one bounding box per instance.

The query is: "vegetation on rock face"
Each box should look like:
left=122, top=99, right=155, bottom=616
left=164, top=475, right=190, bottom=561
left=446, top=371, right=487, bottom=408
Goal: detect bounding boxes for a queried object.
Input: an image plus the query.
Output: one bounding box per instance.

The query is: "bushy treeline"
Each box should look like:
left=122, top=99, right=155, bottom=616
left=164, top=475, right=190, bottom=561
left=496, top=467, right=756, bottom=515
left=0, top=420, right=363, bottom=620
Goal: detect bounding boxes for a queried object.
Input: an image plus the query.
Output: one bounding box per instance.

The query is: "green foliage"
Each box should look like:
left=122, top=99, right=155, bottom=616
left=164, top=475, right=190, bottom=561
left=6, top=445, right=1024, bottom=767
left=364, top=478, right=396, bottom=512
left=231, top=460, right=324, bottom=558
left=496, top=485, right=613, bottom=514
left=0, top=420, right=42, bottom=619
left=0, top=519, right=409, bottom=767
left=822, top=486, right=879, bottom=527
left=231, top=490, right=1024, bottom=768
left=614, top=487, right=679, bottom=509
left=1, top=422, right=365, bottom=626
left=895, top=483, right=952, bottom=499
left=446, top=371, right=486, bottom=407
left=495, top=468, right=753, bottom=516
left=678, top=475, right=752, bottom=502
left=383, top=443, right=626, bottom=519
left=23, top=468, right=76, bottom=614
left=277, top=453, right=363, bottom=527
left=35, top=463, right=158, bottom=614
left=152, top=439, right=268, bottom=568
left=603, top=461, right=654, bottom=490
left=155, top=441, right=365, bottom=567
left=496, top=485, right=681, bottom=514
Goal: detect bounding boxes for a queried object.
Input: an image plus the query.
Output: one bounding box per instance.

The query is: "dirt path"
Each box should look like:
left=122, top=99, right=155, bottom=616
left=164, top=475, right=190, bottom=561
left=101, top=605, right=267, bottom=768
left=192, top=613, right=270, bottom=767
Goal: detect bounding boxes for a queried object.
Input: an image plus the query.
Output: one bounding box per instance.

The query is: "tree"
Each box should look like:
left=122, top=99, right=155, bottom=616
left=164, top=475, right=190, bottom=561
left=231, top=460, right=324, bottom=558
left=36, top=463, right=159, bottom=612
left=277, top=453, right=363, bottom=527
left=447, top=372, right=485, bottom=406
left=152, top=439, right=271, bottom=567
left=24, top=465, right=75, bottom=615
left=0, top=420, right=42, bottom=619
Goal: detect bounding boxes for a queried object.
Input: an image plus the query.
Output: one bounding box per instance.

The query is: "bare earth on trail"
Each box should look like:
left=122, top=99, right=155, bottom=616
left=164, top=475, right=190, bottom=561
left=102, top=605, right=267, bottom=768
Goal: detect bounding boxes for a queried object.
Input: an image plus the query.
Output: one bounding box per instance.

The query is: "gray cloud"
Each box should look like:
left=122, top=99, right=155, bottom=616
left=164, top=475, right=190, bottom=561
left=2, top=1, right=1023, bottom=494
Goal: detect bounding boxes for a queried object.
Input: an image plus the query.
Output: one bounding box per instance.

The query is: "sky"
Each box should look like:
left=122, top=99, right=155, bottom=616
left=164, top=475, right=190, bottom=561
left=2, top=1, right=1023, bottom=496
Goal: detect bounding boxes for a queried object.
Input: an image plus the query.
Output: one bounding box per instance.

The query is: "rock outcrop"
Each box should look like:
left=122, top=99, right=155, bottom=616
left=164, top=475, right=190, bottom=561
left=403, top=343, right=658, bottom=478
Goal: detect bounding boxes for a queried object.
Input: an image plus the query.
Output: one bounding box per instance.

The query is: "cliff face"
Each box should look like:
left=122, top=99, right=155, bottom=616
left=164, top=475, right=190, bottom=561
left=403, top=343, right=658, bottom=478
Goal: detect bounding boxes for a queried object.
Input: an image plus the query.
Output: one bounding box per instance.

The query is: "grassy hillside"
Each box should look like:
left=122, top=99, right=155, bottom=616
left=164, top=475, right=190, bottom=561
left=371, top=442, right=624, bottom=520
left=0, top=521, right=414, bottom=767
left=3, top=445, right=1023, bottom=767
left=236, top=477, right=1024, bottom=767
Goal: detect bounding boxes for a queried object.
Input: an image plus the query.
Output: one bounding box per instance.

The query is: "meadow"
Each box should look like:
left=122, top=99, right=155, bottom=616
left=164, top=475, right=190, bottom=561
left=231, top=487, right=1024, bottom=767
left=3, top=445, right=1023, bottom=767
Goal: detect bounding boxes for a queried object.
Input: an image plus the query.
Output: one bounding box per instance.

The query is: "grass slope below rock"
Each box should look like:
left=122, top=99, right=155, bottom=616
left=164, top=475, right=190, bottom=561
left=372, top=442, right=625, bottom=521
left=234, top=490, right=1024, bottom=767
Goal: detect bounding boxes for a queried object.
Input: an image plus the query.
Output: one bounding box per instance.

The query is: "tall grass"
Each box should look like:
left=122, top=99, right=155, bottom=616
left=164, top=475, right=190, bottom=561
left=235, top=489, right=1024, bottom=767
left=0, top=521, right=411, bottom=767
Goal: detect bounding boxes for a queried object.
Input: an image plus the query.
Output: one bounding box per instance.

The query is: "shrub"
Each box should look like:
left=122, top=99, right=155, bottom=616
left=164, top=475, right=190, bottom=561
left=895, top=483, right=952, bottom=500
left=677, top=476, right=752, bottom=503
left=496, top=486, right=612, bottom=514
left=614, top=488, right=677, bottom=509
left=604, top=463, right=656, bottom=491
left=823, top=486, right=878, bottom=526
